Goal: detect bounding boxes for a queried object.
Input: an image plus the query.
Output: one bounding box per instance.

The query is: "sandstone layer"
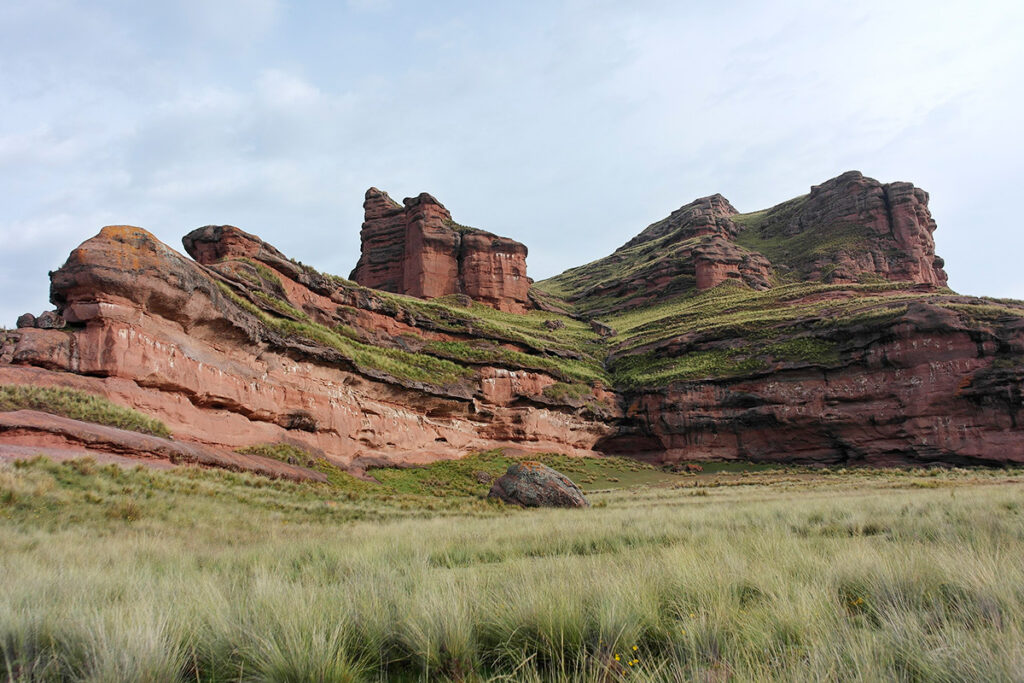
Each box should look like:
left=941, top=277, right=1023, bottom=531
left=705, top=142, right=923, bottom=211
left=350, top=189, right=530, bottom=313
left=734, top=170, right=948, bottom=286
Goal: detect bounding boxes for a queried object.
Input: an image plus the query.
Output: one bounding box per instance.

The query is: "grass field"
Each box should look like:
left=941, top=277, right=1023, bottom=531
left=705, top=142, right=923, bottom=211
left=2, top=456, right=1023, bottom=681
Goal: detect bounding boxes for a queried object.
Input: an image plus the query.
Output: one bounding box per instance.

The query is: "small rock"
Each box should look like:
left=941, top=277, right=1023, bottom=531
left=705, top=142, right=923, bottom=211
left=544, top=319, right=565, bottom=330
left=35, top=311, right=66, bottom=329
left=16, top=313, right=36, bottom=329
left=488, top=461, right=589, bottom=508
left=590, top=320, right=615, bottom=337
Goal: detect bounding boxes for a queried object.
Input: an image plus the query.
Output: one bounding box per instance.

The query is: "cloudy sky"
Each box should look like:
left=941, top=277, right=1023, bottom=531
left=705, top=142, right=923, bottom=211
left=1, top=0, right=1022, bottom=325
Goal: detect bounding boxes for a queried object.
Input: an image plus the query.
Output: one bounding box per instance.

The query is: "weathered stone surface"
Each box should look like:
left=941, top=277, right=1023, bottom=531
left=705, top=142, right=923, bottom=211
left=551, top=194, right=774, bottom=314
left=2, top=224, right=613, bottom=474
left=738, top=171, right=948, bottom=286
left=2, top=171, right=1019, bottom=472
left=35, top=311, right=65, bottom=329
left=488, top=461, right=589, bottom=507
left=350, top=188, right=530, bottom=313
left=598, top=302, right=1024, bottom=466
left=15, top=313, right=35, bottom=329
left=182, top=224, right=266, bottom=265
left=692, top=236, right=772, bottom=291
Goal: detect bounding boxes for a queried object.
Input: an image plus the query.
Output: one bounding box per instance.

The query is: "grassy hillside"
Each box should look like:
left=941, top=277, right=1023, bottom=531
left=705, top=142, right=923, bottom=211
left=218, top=264, right=609, bottom=395
left=535, top=273, right=1024, bottom=390
left=2, top=456, right=1023, bottom=681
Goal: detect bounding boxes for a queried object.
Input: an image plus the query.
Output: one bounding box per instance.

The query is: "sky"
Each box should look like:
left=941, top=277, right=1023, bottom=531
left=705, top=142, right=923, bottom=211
left=1, top=0, right=1023, bottom=325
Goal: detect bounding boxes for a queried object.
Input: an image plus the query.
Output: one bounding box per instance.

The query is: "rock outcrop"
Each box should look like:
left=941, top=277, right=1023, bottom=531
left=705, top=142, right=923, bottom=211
left=350, top=189, right=530, bottom=313
left=598, top=301, right=1024, bottom=466
left=0, top=409, right=325, bottom=481
left=2, top=223, right=614, bottom=474
left=487, top=461, right=589, bottom=507
left=546, top=194, right=774, bottom=316
left=735, top=170, right=948, bottom=286
left=544, top=172, right=947, bottom=318
left=2, top=170, right=1021, bottom=472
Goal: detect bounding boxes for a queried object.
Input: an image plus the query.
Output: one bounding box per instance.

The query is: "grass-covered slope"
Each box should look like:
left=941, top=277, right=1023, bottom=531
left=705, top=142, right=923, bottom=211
left=534, top=177, right=1024, bottom=391
left=214, top=256, right=610, bottom=397
left=0, top=385, right=171, bottom=438
left=604, top=281, right=1024, bottom=388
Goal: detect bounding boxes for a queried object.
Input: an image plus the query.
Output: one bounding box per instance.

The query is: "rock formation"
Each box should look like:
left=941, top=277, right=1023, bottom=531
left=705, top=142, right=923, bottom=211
left=2, top=170, right=1021, bottom=472
left=539, top=171, right=1023, bottom=465
left=350, top=189, right=530, bottom=313
left=597, top=300, right=1024, bottom=466
left=548, top=193, right=774, bottom=316
left=3, top=223, right=614, bottom=475
left=0, top=407, right=325, bottom=481
left=737, top=170, right=948, bottom=286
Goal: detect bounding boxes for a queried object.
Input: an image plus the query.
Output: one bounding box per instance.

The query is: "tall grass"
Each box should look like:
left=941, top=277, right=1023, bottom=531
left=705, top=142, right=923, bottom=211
left=1, top=458, right=1023, bottom=680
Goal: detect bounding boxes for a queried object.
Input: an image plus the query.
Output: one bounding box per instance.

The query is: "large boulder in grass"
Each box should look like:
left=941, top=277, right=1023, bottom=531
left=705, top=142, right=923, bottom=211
left=487, top=461, right=589, bottom=508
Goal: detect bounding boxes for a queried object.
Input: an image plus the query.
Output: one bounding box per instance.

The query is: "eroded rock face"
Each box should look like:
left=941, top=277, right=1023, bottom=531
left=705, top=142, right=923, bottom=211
left=0, top=410, right=325, bottom=481
left=600, top=302, right=1024, bottom=466
left=549, top=194, right=774, bottom=315
left=739, top=171, right=948, bottom=286
left=3, top=224, right=614, bottom=472
left=487, top=461, right=589, bottom=507
left=350, top=189, right=530, bottom=313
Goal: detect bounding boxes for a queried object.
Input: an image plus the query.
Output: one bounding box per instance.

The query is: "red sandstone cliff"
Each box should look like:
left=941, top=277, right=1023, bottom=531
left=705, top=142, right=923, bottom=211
left=350, top=189, right=531, bottom=313
left=2, top=171, right=1021, bottom=472
left=2, top=224, right=612, bottom=474
left=597, top=299, right=1024, bottom=466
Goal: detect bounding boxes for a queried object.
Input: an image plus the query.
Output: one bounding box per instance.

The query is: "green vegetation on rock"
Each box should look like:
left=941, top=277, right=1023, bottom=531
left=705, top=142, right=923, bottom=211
left=216, top=281, right=474, bottom=386
left=0, top=384, right=171, bottom=438
left=733, top=219, right=877, bottom=281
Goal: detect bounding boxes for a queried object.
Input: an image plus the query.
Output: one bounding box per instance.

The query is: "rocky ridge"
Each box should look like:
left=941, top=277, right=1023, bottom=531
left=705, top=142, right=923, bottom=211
left=3, top=219, right=614, bottom=474
left=2, top=172, right=1022, bottom=472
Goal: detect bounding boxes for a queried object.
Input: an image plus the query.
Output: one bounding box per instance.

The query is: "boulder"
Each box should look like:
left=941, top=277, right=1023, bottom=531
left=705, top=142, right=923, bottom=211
left=488, top=461, right=590, bottom=508
left=15, top=313, right=35, bottom=329
left=35, top=311, right=66, bottom=329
